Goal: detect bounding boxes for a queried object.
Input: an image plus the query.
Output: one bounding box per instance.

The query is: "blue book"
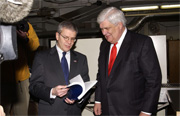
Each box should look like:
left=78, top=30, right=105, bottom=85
left=67, top=74, right=97, bottom=100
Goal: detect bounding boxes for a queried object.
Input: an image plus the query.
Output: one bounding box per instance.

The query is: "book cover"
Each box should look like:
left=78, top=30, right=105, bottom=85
left=67, top=74, right=97, bottom=100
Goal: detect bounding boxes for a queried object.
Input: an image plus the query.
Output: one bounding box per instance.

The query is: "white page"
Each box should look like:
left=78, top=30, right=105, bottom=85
left=78, top=80, right=97, bottom=99
left=68, top=75, right=85, bottom=90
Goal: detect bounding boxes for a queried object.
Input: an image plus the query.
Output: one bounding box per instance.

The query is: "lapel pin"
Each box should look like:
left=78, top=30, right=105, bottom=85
left=74, top=60, right=77, bottom=63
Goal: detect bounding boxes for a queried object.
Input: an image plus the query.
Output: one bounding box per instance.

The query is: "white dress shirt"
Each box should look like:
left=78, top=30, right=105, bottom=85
left=108, top=27, right=127, bottom=62
left=50, top=45, right=71, bottom=99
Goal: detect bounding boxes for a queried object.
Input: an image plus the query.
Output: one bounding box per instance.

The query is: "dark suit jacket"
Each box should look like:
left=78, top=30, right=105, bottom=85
left=29, top=46, right=90, bottom=115
left=95, top=30, right=162, bottom=115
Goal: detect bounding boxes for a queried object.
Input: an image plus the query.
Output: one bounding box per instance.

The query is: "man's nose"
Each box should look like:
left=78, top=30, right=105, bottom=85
left=67, top=39, right=72, bottom=44
left=102, top=30, right=107, bottom=35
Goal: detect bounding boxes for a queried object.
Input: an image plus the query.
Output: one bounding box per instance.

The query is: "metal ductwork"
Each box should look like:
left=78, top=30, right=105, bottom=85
left=35, top=1, right=180, bottom=38
left=127, top=12, right=180, bottom=31
left=43, top=0, right=77, bottom=4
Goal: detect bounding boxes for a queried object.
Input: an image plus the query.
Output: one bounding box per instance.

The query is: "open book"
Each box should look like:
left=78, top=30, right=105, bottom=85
left=67, top=74, right=97, bottom=100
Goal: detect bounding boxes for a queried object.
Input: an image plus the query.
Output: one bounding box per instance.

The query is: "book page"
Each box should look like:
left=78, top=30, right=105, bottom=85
left=68, top=74, right=85, bottom=90
left=67, top=75, right=85, bottom=100
left=78, top=80, right=97, bottom=100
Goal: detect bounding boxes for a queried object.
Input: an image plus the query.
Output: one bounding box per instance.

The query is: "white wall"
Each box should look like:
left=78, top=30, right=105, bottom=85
left=74, top=38, right=102, bottom=81
left=150, top=35, right=167, bottom=83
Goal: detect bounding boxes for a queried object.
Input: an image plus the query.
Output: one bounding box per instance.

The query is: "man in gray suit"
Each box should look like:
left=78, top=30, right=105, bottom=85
left=94, top=7, right=162, bottom=116
left=29, top=21, right=90, bottom=115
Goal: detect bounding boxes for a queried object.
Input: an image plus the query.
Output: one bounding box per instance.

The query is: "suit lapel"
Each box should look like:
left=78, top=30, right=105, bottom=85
left=69, top=51, right=78, bottom=80
left=49, top=46, right=66, bottom=84
left=105, top=42, right=111, bottom=81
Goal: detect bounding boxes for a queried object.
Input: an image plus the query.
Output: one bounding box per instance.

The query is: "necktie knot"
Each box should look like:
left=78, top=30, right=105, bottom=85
left=114, top=42, right=117, bottom=46
left=62, top=52, right=66, bottom=56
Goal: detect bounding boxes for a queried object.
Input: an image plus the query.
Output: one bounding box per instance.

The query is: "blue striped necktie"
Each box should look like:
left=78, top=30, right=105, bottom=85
left=61, top=52, right=69, bottom=85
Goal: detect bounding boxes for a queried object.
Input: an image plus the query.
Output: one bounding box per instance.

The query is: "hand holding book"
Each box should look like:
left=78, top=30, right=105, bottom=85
left=52, top=85, right=69, bottom=98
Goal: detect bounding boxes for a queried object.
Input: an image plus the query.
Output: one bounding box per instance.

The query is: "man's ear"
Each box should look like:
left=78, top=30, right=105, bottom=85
left=56, top=32, right=59, bottom=41
left=117, top=22, right=124, bottom=30
left=118, top=22, right=123, bottom=27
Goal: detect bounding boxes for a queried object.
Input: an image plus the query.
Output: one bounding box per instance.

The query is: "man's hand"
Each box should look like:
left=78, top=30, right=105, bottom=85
left=139, top=112, right=151, bottom=116
left=94, top=103, right=102, bottom=115
left=17, top=30, right=29, bottom=42
left=17, top=30, right=27, bottom=38
left=52, top=85, right=69, bottom=98
left=0, top=105, right=5, bottom=116
left=64, top=98, right=75, bottom=104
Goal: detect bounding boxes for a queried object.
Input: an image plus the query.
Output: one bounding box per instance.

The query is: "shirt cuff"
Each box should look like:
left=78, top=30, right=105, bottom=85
left=50, top=88, right=56, bottom=99
left=95, top=101, right=101, bottom=103
left=141, top=111, right=151, bottom=115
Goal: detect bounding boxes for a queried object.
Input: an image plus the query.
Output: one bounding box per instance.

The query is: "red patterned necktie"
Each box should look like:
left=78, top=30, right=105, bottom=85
left=108, top=43, right=117, bottom=76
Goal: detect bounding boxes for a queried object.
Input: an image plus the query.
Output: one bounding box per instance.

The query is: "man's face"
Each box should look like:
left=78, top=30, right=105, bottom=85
left=56, top=28, right=76, bottom=52
left=100, top=20, right=123, bottom=44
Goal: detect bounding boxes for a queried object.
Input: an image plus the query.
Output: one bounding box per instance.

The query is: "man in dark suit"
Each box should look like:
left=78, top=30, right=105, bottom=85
left=29, top=21, right=90, bottom=115
left=94, top=7, right=162, bottom=116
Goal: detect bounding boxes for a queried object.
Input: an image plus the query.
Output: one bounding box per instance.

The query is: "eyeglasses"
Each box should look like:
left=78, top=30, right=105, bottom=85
left=59, top=33, right=76, bottom=42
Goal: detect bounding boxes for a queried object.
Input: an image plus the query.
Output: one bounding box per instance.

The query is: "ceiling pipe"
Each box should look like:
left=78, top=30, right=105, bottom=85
left=127, top=12, right=180, bottom=31
left=43, top=0, right=77, bottom=4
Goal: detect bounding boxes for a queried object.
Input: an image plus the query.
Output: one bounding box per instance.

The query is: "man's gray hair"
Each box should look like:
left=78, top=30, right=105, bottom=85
left=97, top=7, right=127, bottom=26
left=57, top=21, right=78, bottom=34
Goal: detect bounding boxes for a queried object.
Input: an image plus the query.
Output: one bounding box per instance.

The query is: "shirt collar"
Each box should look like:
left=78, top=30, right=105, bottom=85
left=56, top=44, right=70, bottom=55
left=117, top=27, right=127, bottom=44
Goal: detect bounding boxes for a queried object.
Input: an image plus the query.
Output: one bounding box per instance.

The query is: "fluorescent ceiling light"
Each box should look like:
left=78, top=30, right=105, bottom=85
left=161, top=4, right=180, bottom=9
left=121, top=6, right=159, bottom=11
